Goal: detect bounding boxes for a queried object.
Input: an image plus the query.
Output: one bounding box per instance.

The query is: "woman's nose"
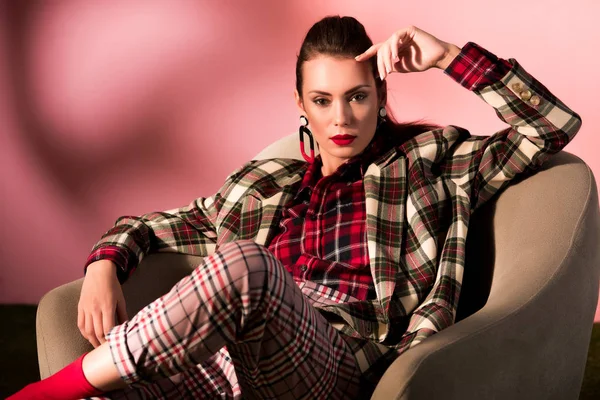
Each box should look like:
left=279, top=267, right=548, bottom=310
left=333, top=101, right=351, bottom=126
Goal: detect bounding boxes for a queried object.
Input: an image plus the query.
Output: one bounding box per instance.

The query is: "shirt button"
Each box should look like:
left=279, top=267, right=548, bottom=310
left=300, top=265, right=307, bottom=272
left=529, top=95, right=541, bottom=106
left=520, top=90, right=532, bottom=101
left=511, top=82, right=523, bottom=92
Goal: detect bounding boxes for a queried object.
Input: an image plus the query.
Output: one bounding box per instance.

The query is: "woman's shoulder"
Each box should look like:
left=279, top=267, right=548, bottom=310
left=226, top=157, right=309, bottom=182
left=242, top=157, right=307, bottom=171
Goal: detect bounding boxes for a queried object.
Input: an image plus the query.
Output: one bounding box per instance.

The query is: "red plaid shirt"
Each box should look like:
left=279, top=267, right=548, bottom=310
left=267, top=127, right=388, bottom=301
left=86, top=42, right=512, bottom=299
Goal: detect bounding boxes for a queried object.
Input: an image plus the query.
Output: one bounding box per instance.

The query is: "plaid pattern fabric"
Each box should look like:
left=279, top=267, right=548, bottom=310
left=84, top=41, right=581, bottom=380
left=267, top=127, right=388, bottom=301
left=88, top=240, right=362, bottom=399
left=445, top=42, right=512, bottom=90
left=91, top=347, right=241, bottom=399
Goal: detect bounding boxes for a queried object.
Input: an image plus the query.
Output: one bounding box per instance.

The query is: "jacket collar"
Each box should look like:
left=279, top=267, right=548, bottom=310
left=294, top=127, right=391, bottom=200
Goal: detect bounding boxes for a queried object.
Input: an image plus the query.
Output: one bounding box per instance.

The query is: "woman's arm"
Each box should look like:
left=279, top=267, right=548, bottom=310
left=84, top=160, right=254, bottom=284
left=357, top=27, right=582, bottom=211
left=439, top=42, right=582, bottom=210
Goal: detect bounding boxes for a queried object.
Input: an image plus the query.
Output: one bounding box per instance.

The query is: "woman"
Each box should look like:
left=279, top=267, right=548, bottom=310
left=10, top=15, right=581, bottom=400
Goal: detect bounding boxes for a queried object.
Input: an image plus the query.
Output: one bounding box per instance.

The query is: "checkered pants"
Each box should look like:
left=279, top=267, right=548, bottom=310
left=86, top=240, right=383, bottom=400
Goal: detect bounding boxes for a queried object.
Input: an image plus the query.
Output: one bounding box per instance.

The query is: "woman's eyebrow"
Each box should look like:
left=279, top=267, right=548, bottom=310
left=308, top=84, right=371, bottom=95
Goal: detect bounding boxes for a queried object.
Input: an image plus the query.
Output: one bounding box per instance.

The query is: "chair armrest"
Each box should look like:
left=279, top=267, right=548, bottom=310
left=36, top=252, right=205, bottom=378
left=36, top=278, right=91, bottom=379
left=372, top=152, right=600, bottom=399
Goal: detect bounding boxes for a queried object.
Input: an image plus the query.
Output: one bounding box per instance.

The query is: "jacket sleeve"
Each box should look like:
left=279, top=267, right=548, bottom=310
left=84, top=160, right=254, bottom=284
left=440, top=42, right=582, bottom=211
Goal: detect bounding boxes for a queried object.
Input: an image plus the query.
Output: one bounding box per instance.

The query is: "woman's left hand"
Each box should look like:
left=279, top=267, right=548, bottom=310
left=354, top=25, right=460, bottom=80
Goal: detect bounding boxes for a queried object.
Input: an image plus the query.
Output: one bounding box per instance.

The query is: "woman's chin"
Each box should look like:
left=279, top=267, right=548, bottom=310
left=332, top=144, right=366, bottom=156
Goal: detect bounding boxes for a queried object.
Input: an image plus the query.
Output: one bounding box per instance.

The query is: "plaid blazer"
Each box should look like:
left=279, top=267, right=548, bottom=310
left=90, top=57, right=581, bottom=353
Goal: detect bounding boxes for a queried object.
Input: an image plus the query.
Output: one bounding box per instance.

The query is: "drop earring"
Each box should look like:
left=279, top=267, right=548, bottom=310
left=299, top=115, right=315, bottom=163
left=377, top=106, right=387, bottom=129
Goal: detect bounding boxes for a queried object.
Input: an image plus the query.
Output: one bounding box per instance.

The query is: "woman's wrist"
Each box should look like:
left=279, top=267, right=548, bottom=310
left=436, top=43, right=461, bottom=70
left=86, top=260, right=117, bottom=276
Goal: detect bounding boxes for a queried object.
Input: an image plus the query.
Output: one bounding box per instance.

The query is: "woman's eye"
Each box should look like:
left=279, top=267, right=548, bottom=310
left=313, top=94, right=366, bottom=106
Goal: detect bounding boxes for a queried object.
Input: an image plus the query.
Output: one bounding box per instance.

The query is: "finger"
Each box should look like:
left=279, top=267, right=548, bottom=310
left=396, top=48, right=414, bottom=73
left=398, top=25, right=417, bottom=43
left=391, top=34, right=399, bottom=64
left=78, top=308, right=88, bottom=341
left=77, top=306, right=84, bottom=333
left=102, top=306, right=116, bottom=343
left=393, top=47, right=408, bottom=73
left=92, top=313, right=105, bottom=347
left=355, top=43, right=381, bottom=61
left=377, top=48, right=385, bottom=81
left=393, top=32, right=416, bottom=72
left=116, top=299, right=129, bottom=324
left=382, top=42, right=393, bottom=76
left=85, top=313, right=100, bottom=348
left=395, top=28, right=416, bottom=54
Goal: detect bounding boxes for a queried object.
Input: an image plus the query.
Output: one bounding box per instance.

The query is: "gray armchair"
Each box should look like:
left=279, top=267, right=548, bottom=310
left=36, top=132, right=600, bottom=399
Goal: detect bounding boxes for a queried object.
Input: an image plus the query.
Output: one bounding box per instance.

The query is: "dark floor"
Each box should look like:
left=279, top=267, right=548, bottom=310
left=0, top=305, right=39, bottom=398
left=1, top=304, right=599, bottom=399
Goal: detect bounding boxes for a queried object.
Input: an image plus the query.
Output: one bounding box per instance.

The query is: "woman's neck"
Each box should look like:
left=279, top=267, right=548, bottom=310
left=320, top=158, right=347, bottom=177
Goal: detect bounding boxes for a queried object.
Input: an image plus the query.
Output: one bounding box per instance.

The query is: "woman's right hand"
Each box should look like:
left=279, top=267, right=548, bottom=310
left=78, top=260, right=129, bottom=348
left=354, top=25, right=460, bottom=80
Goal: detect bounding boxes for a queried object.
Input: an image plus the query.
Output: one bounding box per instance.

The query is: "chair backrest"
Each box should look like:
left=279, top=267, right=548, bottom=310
left=252, top=132, right=319, bottom=161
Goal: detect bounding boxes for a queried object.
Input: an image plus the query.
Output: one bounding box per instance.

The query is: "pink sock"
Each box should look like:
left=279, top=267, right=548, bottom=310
left=7, top=352, right=105, bottom=400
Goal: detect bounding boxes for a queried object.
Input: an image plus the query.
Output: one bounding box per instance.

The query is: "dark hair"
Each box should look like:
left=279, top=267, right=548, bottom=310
left=295, top=15, right=441, bottom=148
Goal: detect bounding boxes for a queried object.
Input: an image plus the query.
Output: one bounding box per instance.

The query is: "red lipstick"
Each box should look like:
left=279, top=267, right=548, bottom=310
left=331, top=134, right=356, bottom=146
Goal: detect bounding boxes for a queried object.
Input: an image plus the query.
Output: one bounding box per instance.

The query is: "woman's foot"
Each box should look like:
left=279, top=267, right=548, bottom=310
left=7, top=352, right=104, bottom=400
left=8, top=340, right=127, bottom=399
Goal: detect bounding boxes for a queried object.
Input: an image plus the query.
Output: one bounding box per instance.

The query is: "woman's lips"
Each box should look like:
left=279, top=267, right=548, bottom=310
left=331, top=135, right=356, bottom=146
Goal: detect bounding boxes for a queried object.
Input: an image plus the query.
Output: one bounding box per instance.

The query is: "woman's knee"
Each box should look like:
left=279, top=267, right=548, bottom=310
left=204, top=240, right=288, bottom=318
left=212, top=240, right=283, bottom=286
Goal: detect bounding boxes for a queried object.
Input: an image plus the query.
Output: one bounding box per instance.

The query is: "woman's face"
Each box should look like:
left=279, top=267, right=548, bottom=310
left=295, top=55, right=383, bottom=175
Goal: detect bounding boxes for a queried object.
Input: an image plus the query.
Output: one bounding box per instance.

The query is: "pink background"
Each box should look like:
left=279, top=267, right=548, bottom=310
left=1, top=1, right=598, bottom=320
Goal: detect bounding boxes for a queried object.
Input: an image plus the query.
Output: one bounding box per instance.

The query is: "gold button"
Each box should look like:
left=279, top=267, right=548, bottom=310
left=530, top=95, right=541, bottom=106
left=520, top=90, right=532, bottom=101
left=512, top=82, right=523, bottom=92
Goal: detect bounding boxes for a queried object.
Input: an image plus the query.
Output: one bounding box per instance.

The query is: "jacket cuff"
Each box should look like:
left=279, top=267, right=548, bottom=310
left=84, top=245, right=134, bottom=284
left=444, top=41, right=513, bottom=91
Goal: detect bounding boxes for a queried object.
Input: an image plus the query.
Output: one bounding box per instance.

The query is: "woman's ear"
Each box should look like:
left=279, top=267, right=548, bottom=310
left=294, top=89, right=305, bottom=114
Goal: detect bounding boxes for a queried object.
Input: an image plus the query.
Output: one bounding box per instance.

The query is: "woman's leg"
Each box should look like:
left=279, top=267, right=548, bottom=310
left=86, top=346, right=240, bottom=400
left=9, top=240, right=362, bottom=400
left=98, top=239, right=361, bottom=399
left=81, top=341, right=124, bottom=391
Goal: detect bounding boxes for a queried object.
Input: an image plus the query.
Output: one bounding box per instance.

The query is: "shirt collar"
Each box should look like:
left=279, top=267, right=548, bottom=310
left=295, top=128, right=389, bottom=199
